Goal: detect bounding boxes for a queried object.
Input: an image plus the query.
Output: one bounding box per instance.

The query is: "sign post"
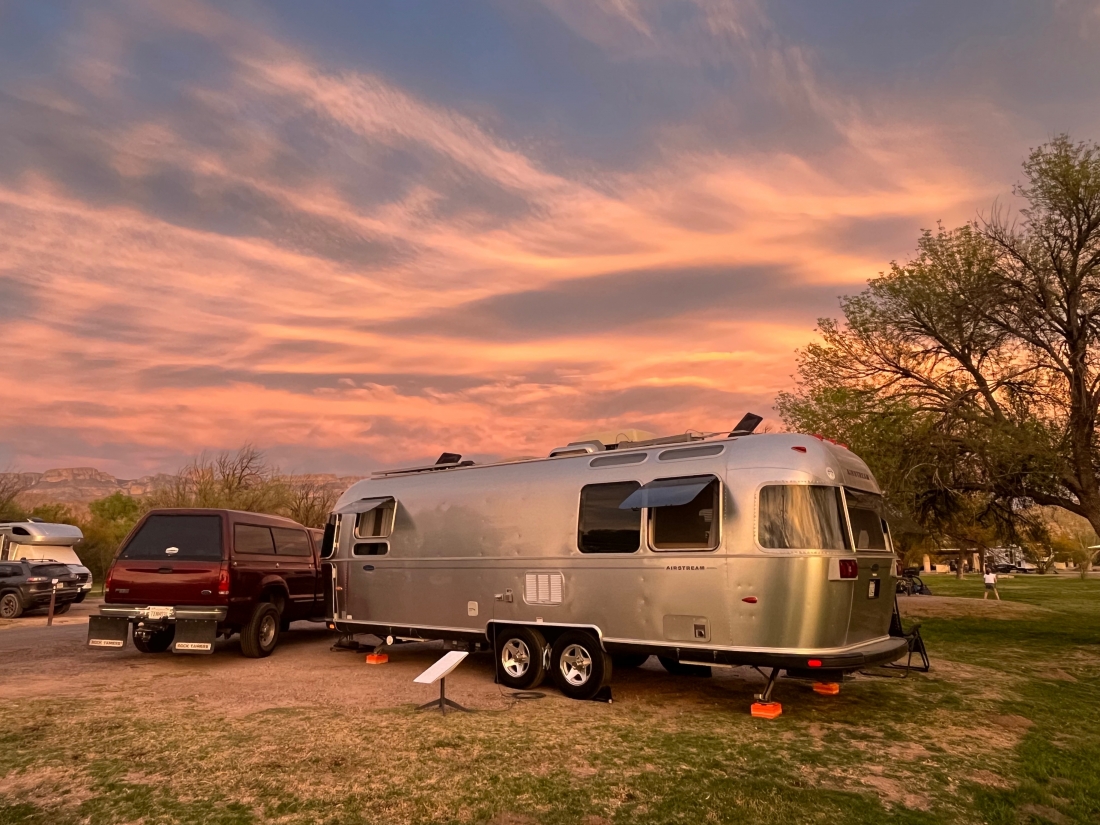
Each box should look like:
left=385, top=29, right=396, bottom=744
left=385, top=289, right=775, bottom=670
left=46, top=579, right=59, bottom=627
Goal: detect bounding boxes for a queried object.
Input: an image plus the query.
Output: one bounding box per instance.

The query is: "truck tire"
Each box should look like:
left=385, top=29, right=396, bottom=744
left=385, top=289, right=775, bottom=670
left=496, top=626, right=547, bottom=689
left=133, top=627, right=175, bottom=653
left=0, top=592, right=23, bottom=619
left=241, top=602, right=280, bottom=658
left=550, top=630, right=611, bottom=701
left=54, top=602, right=71, bottom=615
left=658, top=656, right=712, bottom=677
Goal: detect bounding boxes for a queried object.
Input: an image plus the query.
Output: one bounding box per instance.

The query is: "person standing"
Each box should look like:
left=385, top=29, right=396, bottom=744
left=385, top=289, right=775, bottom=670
left=983, top=568, right=1001, bottom=601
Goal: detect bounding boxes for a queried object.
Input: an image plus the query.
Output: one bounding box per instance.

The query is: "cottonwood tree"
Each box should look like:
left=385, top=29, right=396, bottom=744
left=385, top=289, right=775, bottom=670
left=779, top=136, right=1100, bottom=551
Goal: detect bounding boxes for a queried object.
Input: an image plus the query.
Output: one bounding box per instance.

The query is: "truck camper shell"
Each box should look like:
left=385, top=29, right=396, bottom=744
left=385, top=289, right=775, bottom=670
left=325, top=429, right=907, bottom=698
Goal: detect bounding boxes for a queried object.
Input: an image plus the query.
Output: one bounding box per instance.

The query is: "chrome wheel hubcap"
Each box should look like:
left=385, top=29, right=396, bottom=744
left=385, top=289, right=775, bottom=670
left=560, top=644, right=593, bottom=686
left=501, top=639, right=531, bottom=677
left=260, top=615, right=277, bottom=647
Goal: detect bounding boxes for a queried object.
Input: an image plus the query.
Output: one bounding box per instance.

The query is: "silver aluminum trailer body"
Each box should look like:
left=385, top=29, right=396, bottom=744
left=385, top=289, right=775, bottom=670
left=327, top=433, right=906, bottom=693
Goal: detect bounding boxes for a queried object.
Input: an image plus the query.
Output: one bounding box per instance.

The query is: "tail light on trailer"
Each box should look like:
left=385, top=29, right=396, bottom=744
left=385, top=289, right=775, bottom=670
left=217, top=564, right=230, bottom=597
left=838, top=559, right=859, bottom=579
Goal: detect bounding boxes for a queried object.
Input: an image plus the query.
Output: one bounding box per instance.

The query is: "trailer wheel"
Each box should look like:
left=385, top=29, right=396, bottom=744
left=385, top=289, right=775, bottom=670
left=133, top=627, right=174, bottom=653
left=496, top=626, right=547, bottom=689
left=0, top=592, right=23, bottom=619
left=241, top=602, right=280, bottom=658
left=551, top=630, right=611, bottom=700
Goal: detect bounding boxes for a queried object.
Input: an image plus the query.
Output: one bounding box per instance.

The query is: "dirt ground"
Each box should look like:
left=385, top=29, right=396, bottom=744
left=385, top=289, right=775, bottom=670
left=0, top=599, right=793, bottom=717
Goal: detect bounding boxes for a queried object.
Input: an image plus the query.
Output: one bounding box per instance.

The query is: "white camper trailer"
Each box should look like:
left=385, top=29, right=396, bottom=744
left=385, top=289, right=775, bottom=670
left=0, top=521, right=94, bottom=600
left=323, top=425, right=907, bottom=701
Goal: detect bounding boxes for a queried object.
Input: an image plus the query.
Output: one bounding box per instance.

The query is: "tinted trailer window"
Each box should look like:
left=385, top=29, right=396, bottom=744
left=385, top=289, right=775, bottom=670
left=119, top=515, right=223, bottom=560
left=845, top=488, right=889, bottom=550
left=758, top=485, right=851, bottom=550
left=578, top=482, right=641, bottom=553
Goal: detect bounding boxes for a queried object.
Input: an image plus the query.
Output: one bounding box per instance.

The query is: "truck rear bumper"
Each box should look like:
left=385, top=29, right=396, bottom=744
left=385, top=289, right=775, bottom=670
left=99, top=605, right=228, bottom=622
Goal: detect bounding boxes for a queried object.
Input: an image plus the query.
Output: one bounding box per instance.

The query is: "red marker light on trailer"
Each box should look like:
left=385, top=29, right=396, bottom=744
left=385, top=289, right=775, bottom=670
left=791, top=446, right=807, bottom=453
left=808, top=659, right=822, bottom=668
left=839, top=559, right=859, bottom=579
left=742, top=596, right=758, bottom=603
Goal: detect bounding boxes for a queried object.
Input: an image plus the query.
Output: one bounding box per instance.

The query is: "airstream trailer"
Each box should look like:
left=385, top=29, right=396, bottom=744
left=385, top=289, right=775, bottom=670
left=324, top=426, right=907, bottom=701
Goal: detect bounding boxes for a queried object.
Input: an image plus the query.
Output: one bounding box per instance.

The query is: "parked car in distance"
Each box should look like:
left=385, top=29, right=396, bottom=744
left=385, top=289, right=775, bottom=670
left=0, top=559, right=82, bottom=618
left=0, top=521, right=93, bottom=601
left=89, top=509, right=326, bottom=656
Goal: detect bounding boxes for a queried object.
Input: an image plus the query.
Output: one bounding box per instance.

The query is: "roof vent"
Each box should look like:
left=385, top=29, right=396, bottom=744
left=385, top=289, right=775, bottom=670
left=730, top=412, right=763, bottom=436
left=549, top=440, right=605, bottom=458
left=436, top=452, right=462, bottom=465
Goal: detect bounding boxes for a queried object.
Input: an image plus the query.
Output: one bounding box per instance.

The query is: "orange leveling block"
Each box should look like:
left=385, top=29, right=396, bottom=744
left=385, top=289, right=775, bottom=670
left=365, top=652, right=389, bottom=664
left=750, top=701, right=783, bottom=719
left=813, top=682, right=840, bottom=695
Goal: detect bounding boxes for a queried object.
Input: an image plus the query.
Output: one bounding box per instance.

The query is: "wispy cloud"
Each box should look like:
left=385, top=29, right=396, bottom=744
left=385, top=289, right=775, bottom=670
left=1, top=0, right=1097, bottom=475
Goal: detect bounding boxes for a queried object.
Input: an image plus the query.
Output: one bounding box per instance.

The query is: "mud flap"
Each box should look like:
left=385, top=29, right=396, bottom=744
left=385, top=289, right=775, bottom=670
left=172, top=618, right=218, bottom=654
left=87, top=615, right=129, bottom=649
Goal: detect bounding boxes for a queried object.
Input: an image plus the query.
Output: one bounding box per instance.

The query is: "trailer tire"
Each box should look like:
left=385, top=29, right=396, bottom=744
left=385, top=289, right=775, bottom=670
left=133, top=627, right=174, bottom=653
left=241, top=602, right=280, bottom=658
left=0, top=591, right=23, bottom=619
left=658, top=656, right=712, bottom=677
left=550, top=630, right=611, bottom=701
left=612, top=653, right=650, bottom=669
left=496, top=626, right=547, bottom=689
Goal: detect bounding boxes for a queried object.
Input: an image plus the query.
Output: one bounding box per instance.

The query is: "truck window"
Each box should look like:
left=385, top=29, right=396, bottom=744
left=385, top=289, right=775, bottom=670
left=355, top=503, right=394, bottom=539
left=845, top=488, right=889, bottom=550
left=578, top=482, right=641, bottom=553
left=234, top=524, right=276, bottom=555
left=649, top=477, right=720, bottom=551
left=272, top=527, right=311, bottom=556
left=758, top=485, right=851, bottom=550
left=30, top=563, right=72, bottom=578
left=119, top=515, right=223, bottom=560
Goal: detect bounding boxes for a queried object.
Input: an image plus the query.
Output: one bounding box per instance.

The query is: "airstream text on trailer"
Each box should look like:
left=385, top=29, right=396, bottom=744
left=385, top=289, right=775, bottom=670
left=323, top=421, right=907, bottom=701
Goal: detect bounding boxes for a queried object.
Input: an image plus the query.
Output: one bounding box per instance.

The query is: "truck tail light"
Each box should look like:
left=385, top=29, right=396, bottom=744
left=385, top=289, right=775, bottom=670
left=838, top=559, right=859, bottom=579
left=105, top=567, right=114, bottom=593
left=217, top=565, right=230, bottom=597
left=26, top=576, right=48, bottom=583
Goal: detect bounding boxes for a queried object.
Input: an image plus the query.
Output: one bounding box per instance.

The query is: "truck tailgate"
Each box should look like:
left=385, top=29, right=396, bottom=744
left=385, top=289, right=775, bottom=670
left=108, top=561, right=224, bottom=606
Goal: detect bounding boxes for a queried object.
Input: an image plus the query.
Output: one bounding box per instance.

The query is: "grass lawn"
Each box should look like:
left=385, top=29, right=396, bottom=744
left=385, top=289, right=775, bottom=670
left=2, top=575, right=1097, bottom=824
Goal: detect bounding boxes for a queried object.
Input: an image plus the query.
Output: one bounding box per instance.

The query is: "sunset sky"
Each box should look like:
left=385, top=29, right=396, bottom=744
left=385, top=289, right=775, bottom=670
left=3, top=0, right=1100, bottom=477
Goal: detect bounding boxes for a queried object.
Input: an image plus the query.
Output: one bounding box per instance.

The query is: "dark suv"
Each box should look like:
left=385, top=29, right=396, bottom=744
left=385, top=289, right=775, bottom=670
left=88, top=509, right=325, bottom=657
left=0, top=560, right=82, bottom=618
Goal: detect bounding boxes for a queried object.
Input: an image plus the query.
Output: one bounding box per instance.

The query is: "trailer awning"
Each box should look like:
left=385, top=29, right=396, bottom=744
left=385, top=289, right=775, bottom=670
left=334, top=496, right=394, bottom=515
left=618, top=475, right=716, bottom=510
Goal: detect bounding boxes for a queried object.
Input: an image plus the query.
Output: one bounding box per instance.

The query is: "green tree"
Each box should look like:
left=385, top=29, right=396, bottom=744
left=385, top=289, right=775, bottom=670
left=779, top=135, right=1100, bottom=557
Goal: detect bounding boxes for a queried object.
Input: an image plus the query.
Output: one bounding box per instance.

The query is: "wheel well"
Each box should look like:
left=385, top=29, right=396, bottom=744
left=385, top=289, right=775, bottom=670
left=260, top=587, right=288, bottom=614
left=488, top=622, right=603, bottom=649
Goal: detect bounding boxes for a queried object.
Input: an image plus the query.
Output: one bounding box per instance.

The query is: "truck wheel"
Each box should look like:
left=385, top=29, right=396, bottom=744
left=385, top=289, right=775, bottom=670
left=0, top=592, right=23, bottom=619
left=550, top=630, right=611, bottom=701
left=54, top=603, right=71, bottom=615
left=241, top=602, right=280, bottom=658
left=612, top=653, right=650, bottom=669
left=496, top=626, right=547, bottom=689
left=133, top=627, right=175, bottom=653
left=658, top=656, right=712, bottom=677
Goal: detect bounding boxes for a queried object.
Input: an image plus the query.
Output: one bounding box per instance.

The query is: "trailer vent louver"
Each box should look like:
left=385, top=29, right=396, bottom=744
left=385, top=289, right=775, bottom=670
left=525, top=572, right=563, bottom=605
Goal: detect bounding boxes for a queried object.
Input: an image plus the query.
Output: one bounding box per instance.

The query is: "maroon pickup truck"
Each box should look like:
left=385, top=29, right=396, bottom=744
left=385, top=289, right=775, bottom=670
left=88, top=509, right=325, bottom=657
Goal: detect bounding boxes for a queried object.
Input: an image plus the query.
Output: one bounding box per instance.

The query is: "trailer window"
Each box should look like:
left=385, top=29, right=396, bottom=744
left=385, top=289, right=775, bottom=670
left=578, top=482, right=641, bottom=553
left=320, top=516, right=338, bottom=559
left=119, top=515, right=223, bottom=560
left=355, top=502, right=394, bottom=539
left=845, top=489, right=889, bottom=550
left=649, top=478, right=720, bottom=551
left=758, top=485, right=851, bottom=550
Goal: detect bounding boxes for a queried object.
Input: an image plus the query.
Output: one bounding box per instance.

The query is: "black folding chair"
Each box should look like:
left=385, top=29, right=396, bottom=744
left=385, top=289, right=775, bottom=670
left=886, top=595, right=930, bottom=674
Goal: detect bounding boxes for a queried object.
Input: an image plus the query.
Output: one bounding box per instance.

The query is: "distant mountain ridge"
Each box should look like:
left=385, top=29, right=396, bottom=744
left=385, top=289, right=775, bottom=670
left=3, top=467, right=364, bottom=513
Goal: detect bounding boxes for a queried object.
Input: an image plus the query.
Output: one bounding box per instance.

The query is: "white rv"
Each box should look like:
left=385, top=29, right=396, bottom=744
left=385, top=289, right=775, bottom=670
left=0, top=521, right=93, bottom=601
left=323, top=424, right=906, bottom=701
